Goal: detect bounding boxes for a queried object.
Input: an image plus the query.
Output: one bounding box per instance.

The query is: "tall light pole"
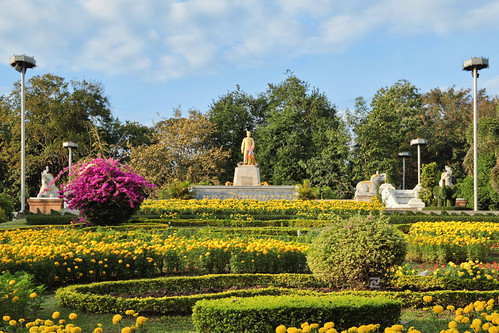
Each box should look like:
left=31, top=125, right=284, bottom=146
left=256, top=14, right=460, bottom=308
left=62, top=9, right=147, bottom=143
left=63, top=141, right=78, bottom=172
left=410, top=138, right=427, bottom=185
left=397, top=151, right=411, bottom=190
left=463, top=57, right=489, bottom=212
left=9, top=55, right=36, bottom=217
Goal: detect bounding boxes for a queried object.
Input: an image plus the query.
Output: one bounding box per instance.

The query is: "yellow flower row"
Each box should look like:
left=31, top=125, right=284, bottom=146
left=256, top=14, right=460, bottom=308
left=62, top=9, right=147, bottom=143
left=407, top=221, right=499, bottom=247
left=140, top=198, right=384, bottom=216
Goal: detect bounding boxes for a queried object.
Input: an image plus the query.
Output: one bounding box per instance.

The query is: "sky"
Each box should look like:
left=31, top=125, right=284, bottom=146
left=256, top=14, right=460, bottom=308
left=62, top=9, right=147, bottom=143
left=1, top=0, right=499, bottom=126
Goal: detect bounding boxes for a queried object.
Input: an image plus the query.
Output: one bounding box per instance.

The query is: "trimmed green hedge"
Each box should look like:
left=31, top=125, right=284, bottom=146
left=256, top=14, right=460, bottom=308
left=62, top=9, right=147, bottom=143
left=26, top=213, right=77, bottom=225
left=55, top=274, right=326, bottom=315
left=388, top=275, right=499, bottom=291
left=192, top=295, right=401, bottom=333
left=386, top=214, right=499, bottom=225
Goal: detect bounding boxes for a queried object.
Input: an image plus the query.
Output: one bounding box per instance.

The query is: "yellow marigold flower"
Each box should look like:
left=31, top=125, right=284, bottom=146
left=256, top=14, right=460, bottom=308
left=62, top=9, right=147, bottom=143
left=3, top=316, right=10, bottom=322
left=310, top=324, right=319, bottom=329
left=52, top=311, right=60, bottom=319
left=121, top=327, right=132, bottom=333
left=93, top=328, right=103, bottom=333
left=422, top=295, right=433, bottom=303
left=447, top=305, right=456, bottom=311
left=68, top=313, right=77, bottom=320
left=9, top=319, right=17, bottom=326
left=276, top=325, right=287, bottom=333
left=72, top=327, right=82, bottom=333
left=8, top=280, right=15, bottom=285
left=490, top=326, right=499, bottom=333
left=11, top=296, right=19, bottom=303
left=287, top=327, right=299, bottom=333
left=136, top=316, right=147, bottom=326
left=125, top=310, right=135, bottom=316
left=59, top=319, right=66, bottom=325
left=113, top=314, right=122, bottom=325
left=44, top=319, right=54, bottom=326
left=433, top=305, right=444, bottom=314
left=29, top=292, right=37, bottom=298
left=324, top=322, right=335, bottom=329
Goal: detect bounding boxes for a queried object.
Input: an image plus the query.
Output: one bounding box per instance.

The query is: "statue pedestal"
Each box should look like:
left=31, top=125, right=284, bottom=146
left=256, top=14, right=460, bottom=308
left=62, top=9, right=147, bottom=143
left=27, top=198, right=64, bottom=214
left=233, top=165, right=261, bottom=186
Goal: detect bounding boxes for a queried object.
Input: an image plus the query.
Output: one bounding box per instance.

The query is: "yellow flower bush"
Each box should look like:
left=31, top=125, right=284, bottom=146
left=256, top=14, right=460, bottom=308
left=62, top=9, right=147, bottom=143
left=0, top=227, right=309, bottom=287
left=141, top=198, right=384, bottom=218
left=406, top=221, right=499, bottom=262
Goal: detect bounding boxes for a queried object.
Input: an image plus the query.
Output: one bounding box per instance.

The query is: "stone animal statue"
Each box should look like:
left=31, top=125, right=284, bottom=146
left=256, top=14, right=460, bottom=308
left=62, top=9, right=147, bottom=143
left=355, top=172, right=387, bottom=195
left=37, top=166, right=59, bottom=198
left=439, top=165, right=453, bottom=187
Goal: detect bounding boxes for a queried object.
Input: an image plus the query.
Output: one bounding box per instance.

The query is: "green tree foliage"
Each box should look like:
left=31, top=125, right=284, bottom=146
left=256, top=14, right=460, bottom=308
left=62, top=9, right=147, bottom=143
left=419, top=162, right=439, bottom=206
left=128, top=109, right=230, bottom=189
left=0, top=74, right=114, bottom=208
left=207, top=87, right=265, bottom=182
left=347, top=80, right=425, bottom=188
left=459, top=117, right=499, bottom=210
left=255, top=74, right=351, bottom=197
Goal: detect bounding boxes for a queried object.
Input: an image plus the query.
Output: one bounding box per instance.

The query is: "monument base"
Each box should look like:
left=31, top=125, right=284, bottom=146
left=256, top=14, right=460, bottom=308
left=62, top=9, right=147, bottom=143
left=233, top=165, right=261, bottom=186
left=192, top=185, right=297, bottom=201
left=27, top=198, right=64, bottom=214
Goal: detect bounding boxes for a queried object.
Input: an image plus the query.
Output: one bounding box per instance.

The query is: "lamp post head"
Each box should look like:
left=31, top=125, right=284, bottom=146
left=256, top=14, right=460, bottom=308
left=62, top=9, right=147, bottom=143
left=9, top=55, right=36, bottom=72
left=410, top=138, right=427, bottom=146
left=463, top=57, right=489, bottom=71
left=63, top=141, right=78, bottom=149
left=397, top=151, right=411, bottom=158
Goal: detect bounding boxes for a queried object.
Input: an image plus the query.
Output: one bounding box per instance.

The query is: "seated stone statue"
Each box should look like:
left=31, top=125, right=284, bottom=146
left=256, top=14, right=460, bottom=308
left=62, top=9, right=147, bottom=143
left=37, top=166, right=59, bottom=198
left=439, top=165, right=453, bottom=187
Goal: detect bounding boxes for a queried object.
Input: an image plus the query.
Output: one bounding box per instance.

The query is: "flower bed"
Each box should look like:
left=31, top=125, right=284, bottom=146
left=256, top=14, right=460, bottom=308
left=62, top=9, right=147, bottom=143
left=139, top=198, right=384, bottom=218
left=406, top=221, right=499, bottom=263
left=0, top=227, right=309, bottom=287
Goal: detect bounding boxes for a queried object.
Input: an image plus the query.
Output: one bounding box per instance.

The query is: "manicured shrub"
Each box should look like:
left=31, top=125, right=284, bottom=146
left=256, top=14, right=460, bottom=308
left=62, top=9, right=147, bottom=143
left=307, top=214, right=406, bottom=289
left=54, top=156, right=155, bottom=226
left=192, top=295, right=401, bottom=333
left=0, top=194, right=14, bottom=223
left=158, top=180, right=194, bottom=199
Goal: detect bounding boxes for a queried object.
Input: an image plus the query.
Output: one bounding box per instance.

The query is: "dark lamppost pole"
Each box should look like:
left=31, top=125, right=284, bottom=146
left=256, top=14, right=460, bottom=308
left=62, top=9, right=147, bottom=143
left=397, top=151, right=411, bottom=190
left=9, top=55, right=36, bottom=217
left=463, top=57, right=489, bottom=211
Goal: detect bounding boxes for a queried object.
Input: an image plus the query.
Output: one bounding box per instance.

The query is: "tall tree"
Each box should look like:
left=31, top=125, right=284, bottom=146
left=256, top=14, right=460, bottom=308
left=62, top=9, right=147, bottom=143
left=255, top=74, right=350, bottom=195
left=348, top=80, right=425, bottom=188
left=0, top=74, right=114, bottom=207
left=207, top=87, right=265, bottom=182
left=128, top=109, right=230, bottom=188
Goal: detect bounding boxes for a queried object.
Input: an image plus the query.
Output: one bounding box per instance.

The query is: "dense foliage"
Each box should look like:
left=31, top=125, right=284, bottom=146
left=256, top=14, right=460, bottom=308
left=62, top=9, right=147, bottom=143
left=307, top=215, right=406, bottom=289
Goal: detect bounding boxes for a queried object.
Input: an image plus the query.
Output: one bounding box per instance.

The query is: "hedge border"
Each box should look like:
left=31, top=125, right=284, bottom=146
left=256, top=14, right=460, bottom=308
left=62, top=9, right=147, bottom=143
left=55, top=273, right=499, bottom=316
left=192, top=294, right=401, bottom=333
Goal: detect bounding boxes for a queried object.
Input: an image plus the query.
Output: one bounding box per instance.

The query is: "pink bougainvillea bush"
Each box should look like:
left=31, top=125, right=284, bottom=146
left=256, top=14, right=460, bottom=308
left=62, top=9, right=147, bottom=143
left=55, top=156, right=155, bottom=226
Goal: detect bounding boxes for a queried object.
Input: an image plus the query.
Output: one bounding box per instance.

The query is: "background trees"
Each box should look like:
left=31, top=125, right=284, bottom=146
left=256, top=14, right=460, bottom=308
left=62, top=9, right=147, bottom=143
left=128, top=109, right=230, bottom=189
left=1, top=72, right=497, bottom=207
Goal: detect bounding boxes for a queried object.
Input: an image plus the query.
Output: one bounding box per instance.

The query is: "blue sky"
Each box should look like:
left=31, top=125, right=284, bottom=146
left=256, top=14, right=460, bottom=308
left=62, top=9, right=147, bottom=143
left=1, top=0, right=499, bottom=126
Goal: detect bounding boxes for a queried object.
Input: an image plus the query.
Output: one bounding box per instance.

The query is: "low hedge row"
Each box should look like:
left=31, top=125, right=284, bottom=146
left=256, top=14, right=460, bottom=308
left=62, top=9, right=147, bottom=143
left=55, top=274, right=326, bottom=315
left=192, top=295, right=401, bottom=333
left=55, top=273, right=499, bottom=317
left=387, top=214, right=499, bottom=225
left=26, top=213, right=77, bottom=225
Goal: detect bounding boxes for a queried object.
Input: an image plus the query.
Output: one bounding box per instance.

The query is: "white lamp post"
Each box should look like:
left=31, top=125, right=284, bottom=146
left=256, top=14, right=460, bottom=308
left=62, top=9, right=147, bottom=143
left=397, top=151, right=411, bottom=190
left=63, top=141, right=78, bottom=172
left=9, top=55, right=36, bottom=217
left=463, top=57, right=489, bottom=211
left=410, top=138, right=427, bottom=185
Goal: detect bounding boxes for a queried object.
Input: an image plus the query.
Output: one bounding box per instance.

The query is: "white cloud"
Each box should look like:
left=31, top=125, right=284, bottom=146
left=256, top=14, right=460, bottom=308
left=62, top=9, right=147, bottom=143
left=1, top=0, right=499, bottom=82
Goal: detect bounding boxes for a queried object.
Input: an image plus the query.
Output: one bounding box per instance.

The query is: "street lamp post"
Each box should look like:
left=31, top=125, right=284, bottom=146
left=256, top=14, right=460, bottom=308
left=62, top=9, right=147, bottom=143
left=397, top=151, right=411, bottom=190
left=9, top=55, right=36, bottom=217
left=410, top=138, right=427, bottom=185
left=463, top=57, right=489, bottom=212
left=63, top=141, right=78, bottom=172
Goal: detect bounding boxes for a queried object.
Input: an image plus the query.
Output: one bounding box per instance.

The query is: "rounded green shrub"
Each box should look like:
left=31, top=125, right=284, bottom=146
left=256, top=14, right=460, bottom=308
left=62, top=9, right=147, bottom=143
left=307, top=214, right=406, bottom=289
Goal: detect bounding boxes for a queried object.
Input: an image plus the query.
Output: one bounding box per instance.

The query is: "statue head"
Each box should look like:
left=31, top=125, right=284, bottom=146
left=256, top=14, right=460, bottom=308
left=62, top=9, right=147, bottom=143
left=246, top=131, right=251, bottom=137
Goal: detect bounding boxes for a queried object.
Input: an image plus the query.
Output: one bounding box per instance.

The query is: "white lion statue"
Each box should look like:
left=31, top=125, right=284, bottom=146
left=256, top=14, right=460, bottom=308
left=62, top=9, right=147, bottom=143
left=37, top=166, right=59, bottom=198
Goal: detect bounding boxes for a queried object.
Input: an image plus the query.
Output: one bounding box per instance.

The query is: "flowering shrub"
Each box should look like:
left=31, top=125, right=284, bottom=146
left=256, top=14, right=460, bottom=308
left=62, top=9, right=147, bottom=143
left=56, top=156, right=155, bottom=226
left=307, top=214, right=406, bottom=289
left=0, top=271, right=44, bottom=321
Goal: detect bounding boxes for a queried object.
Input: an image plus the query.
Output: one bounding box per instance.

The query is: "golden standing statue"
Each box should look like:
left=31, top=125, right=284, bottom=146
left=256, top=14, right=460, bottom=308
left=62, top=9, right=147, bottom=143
left=241, top=131, right=255, bottom=165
